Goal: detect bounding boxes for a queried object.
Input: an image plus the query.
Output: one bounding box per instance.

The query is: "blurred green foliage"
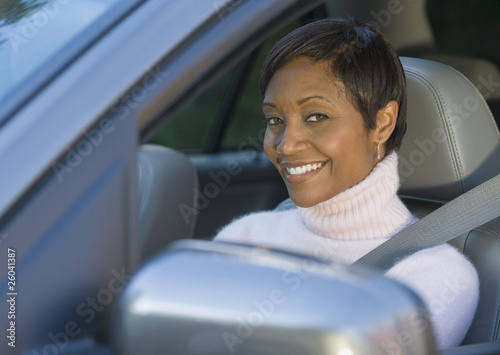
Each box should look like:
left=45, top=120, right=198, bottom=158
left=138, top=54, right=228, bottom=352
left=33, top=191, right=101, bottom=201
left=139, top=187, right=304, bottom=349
left=148, top=68, right=235, bottom=153
left=0, top=0, right=48, bottom=26
left=0, top=0, right=49, bottom=48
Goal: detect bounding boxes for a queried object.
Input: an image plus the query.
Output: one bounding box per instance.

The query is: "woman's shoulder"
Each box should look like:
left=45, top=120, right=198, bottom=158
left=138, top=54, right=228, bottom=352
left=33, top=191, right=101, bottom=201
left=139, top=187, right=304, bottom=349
left=388, top=243, right=478, bottom=282
left=212, top=208, right=300, bottom=243
left=387, top=244, right=479, bottom=348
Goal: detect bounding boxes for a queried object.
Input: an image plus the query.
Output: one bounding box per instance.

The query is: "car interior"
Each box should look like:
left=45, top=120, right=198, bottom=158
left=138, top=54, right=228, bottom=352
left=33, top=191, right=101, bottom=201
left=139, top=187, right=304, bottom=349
left=135, top=0, right=500, bottom=352
left=3, top=0, right=500, bottom=354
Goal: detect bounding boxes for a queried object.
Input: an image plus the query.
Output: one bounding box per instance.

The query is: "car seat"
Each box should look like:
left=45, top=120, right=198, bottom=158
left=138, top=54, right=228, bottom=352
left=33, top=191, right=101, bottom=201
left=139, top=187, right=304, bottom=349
left=137, top=144, right=198, bottom=264
left=276, top=57, right=500, bottom=346
left=399, top=57, right=500, bottom=345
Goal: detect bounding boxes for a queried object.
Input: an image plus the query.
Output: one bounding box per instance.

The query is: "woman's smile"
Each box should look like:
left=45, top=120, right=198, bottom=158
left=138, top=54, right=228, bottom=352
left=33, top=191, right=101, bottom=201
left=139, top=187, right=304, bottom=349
left=280, top=160, right=328, bottom=184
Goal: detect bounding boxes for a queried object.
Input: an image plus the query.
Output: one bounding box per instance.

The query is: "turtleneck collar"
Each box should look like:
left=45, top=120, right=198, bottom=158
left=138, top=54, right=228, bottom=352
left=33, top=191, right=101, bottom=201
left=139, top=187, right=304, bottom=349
left=299, top=151, right=414, bottom=241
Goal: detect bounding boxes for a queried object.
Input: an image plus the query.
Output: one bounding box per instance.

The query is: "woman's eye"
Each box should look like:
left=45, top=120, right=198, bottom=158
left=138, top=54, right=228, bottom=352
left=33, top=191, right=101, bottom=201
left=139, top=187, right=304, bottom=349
left=265, top=117, right=283, bottom=126
left=306, top=114, right=329, bottom=122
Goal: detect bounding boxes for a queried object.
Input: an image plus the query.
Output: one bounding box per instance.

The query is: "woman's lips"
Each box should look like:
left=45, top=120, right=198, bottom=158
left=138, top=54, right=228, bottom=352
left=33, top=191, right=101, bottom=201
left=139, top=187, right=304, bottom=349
left=280, top=161, right=327, bottom=184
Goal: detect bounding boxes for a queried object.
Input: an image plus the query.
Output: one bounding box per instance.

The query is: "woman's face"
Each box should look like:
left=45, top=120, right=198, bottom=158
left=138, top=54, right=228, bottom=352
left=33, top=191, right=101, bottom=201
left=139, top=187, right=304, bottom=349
left=263, top=56, right=379, bottom=207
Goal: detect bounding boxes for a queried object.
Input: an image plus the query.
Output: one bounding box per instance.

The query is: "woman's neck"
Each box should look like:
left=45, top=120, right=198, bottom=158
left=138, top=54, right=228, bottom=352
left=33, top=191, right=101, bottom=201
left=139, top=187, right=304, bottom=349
left=299, top=152, right=414, bottom=241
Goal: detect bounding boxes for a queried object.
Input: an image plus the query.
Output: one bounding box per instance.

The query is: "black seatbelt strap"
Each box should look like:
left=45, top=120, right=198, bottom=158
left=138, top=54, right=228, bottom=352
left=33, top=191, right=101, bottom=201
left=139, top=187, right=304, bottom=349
left=354, top=173, right=500, bottom=272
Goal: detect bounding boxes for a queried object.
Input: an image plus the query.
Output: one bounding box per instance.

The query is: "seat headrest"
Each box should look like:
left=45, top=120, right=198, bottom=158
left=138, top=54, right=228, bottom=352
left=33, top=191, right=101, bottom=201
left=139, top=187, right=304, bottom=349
left=398, top=57, right=500, bottom=202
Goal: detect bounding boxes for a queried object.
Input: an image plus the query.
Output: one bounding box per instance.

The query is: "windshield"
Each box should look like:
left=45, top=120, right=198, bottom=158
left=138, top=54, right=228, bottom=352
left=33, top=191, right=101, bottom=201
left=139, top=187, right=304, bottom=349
left=0, top=0, right=121, bottom=104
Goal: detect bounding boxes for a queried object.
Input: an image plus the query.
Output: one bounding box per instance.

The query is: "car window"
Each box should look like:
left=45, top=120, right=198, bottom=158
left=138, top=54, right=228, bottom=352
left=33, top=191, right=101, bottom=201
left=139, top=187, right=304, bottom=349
left=148, top=67, right=236, bottom=153
left=220, top=20, right=299, bottom=151
left=0, top=0, right=121, bottom=104
left=149, top=20, right=300, bottom=154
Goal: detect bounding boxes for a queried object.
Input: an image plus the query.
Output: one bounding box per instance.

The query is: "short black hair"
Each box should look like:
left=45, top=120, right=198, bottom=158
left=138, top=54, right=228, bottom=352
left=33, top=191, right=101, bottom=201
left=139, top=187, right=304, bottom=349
left=260, top=18, right=407, bottom=152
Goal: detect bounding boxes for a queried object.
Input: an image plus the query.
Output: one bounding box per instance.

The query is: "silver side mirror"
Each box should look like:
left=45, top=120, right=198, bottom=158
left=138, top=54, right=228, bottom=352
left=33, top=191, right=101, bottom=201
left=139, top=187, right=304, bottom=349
left=113, top=240, right=437, bottom=355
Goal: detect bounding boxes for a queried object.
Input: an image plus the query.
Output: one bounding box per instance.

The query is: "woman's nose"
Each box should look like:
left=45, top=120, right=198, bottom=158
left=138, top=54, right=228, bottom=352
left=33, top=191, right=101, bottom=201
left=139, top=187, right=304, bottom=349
left=276, top=123, right=308, bottom=155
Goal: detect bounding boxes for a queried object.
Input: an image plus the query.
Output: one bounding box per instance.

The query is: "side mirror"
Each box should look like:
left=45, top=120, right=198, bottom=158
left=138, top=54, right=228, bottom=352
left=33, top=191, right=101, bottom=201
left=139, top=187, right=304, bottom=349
left=112, top=240, right=438, bottom=355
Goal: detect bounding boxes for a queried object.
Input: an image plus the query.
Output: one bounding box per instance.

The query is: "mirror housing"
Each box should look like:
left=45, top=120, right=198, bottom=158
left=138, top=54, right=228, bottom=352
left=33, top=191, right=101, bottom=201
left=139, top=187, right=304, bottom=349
left=113, top=240, right=438, bottom=355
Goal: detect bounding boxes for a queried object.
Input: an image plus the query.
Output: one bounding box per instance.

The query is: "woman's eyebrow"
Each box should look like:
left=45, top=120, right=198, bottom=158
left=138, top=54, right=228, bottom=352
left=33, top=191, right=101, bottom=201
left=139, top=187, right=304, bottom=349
left=262, top=102, right=277, bottom=109
left=297, top=95, right=333, bottom=105
left=263, top=95, right=333, bottom=109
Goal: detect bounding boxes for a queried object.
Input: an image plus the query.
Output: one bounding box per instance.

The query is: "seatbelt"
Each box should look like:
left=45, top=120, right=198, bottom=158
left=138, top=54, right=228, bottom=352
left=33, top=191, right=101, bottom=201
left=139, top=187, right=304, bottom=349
left=354, top=173, right=500, bottom=272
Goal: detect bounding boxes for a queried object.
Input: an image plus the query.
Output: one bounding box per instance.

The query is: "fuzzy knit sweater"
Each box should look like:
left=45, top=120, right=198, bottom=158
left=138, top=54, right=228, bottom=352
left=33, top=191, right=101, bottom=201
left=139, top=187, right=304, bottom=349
left=214, top=152, right=479, bottom=349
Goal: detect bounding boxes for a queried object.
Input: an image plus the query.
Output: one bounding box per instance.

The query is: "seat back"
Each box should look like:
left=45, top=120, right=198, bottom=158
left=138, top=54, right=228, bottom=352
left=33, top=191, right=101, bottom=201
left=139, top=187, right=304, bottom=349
left=137, top=144, right=198, bottom=264
left=399, top=57, right=500, bottom=201
left=399, top=57, right=500, bottom=345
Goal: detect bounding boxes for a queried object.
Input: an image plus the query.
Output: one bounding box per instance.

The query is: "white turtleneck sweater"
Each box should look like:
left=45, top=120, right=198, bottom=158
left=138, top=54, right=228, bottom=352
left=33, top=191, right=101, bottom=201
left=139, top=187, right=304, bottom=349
left=213, top=152, right=479, bottom=349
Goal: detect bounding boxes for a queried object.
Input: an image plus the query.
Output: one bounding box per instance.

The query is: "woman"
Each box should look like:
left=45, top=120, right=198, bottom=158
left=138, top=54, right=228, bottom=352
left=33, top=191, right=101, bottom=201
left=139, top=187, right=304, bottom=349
left=213, top=18, right=478, bottom=349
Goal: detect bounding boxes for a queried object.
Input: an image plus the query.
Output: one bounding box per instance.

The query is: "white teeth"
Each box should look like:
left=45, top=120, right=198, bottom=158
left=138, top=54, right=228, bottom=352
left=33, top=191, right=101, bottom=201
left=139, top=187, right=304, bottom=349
left=285, top=163, right=323, bottom=175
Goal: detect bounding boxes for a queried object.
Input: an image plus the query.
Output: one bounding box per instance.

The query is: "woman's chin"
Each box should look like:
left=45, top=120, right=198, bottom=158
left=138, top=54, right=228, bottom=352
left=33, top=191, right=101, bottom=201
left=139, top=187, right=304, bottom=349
left=289, top=192, right=325, bottom=208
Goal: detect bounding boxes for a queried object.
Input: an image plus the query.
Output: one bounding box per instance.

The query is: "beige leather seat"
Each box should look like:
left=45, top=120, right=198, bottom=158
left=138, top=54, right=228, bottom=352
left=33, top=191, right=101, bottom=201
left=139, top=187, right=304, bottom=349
left=137, top=144, right=198, bottom=264
left=276, top=57, right=500, bottom=346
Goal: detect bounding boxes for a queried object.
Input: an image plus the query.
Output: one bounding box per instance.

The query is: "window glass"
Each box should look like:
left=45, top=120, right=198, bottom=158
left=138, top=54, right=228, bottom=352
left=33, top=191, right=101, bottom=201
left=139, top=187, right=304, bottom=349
left=220, top=20, right=299, bottom=151
left=148, top=68, right=235, bottom=153
left=0, top=0, right=121, bottom=102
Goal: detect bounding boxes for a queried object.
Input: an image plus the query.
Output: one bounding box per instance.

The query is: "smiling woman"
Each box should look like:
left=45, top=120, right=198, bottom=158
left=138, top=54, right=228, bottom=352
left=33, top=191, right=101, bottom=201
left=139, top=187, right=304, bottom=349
left=262, top=57, right=397, bottom=207
left=213, top=18, right=479, bottom=349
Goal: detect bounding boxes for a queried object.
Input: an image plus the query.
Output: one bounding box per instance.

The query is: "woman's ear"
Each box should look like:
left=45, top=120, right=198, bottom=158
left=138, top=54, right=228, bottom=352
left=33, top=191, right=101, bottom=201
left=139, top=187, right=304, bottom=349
left=376, top=100, right=398, bottom=143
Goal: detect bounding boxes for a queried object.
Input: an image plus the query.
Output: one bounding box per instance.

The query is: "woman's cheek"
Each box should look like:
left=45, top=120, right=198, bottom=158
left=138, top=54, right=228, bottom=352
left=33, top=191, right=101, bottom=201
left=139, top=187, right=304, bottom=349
left=263, top=129, right=277, bottom=161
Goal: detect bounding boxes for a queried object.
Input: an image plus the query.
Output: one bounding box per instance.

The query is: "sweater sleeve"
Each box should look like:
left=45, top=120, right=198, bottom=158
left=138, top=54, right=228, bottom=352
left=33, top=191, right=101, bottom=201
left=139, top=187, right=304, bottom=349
left=386, top=244, right=479, bottom=349
left=212, top=210, right=278, bottom=244
left=212, top=209, right=314, bottom=254
left=212, top=214, right=253, bottom=243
